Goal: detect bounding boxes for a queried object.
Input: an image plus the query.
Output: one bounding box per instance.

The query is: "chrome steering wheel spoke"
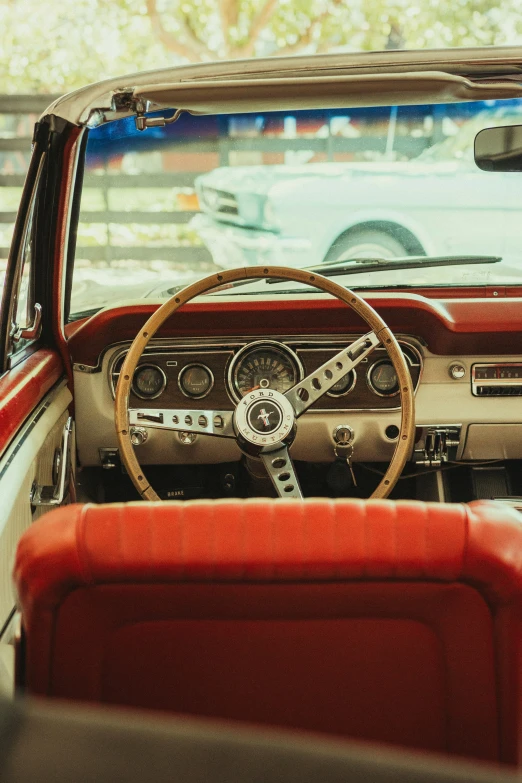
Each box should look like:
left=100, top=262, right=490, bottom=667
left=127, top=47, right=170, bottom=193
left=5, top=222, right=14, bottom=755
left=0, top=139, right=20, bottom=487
left=260, top=445, right=303, bottom=499
left=128, top=408, right=235, bottom=438
left=285, top=330, right=380, bottom=417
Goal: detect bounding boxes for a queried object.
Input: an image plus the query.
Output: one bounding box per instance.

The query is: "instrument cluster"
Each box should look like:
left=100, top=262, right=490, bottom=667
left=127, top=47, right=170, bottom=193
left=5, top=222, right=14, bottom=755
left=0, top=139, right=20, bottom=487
left=109, top=337, right=422, bottom=410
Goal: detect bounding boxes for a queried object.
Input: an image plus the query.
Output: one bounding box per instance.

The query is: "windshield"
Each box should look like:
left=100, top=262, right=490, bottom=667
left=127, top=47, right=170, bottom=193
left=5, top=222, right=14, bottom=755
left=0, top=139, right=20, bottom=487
left=70, top=98, right=522, bottom=316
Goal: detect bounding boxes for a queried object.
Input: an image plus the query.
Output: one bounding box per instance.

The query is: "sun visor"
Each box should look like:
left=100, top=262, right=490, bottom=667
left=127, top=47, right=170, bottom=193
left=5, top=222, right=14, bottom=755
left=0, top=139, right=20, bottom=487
left=133, top=71, right=522, bottom=115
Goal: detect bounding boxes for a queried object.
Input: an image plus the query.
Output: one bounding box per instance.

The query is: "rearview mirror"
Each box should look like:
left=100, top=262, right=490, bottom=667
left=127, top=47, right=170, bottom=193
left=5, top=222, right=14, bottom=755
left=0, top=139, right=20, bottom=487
left=475, top=124, right=522, bottom=172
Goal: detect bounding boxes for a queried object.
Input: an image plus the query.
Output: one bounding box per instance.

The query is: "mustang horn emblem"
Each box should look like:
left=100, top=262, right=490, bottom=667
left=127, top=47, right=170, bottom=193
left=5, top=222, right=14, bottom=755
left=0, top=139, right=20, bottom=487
left=258, top=408, right=271, bottom=427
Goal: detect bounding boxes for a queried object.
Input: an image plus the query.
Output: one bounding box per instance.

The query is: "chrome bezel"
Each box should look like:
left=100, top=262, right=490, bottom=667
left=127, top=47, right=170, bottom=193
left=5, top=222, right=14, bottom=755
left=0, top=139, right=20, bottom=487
left=235, top=388, right=295, bottom=447
left=178, top=363, right=215, bottom=400
left=326, top=369, right=357, bottom=398
left=471, top=362, right=522, bottom=395
left=366, top=357, right=409, bottom=398
left=227, top=339, right=304, bottom=404
left=131, top=364, right=167, bottom=400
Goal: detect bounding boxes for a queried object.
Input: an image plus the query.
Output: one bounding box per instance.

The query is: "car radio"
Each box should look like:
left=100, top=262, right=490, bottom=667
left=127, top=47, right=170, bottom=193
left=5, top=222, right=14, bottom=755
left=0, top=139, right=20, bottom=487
left=472, top=363, right=522, bottom=396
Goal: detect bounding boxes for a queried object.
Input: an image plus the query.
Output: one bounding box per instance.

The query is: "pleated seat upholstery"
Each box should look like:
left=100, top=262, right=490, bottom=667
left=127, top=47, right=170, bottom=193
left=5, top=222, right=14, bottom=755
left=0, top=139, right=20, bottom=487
left=13, top=498, right=522, bottom=764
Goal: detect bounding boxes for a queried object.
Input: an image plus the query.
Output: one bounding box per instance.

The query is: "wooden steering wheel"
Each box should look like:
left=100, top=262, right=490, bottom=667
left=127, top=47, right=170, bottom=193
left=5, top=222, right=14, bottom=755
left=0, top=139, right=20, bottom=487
left=115, top=266, right=415, bottom=500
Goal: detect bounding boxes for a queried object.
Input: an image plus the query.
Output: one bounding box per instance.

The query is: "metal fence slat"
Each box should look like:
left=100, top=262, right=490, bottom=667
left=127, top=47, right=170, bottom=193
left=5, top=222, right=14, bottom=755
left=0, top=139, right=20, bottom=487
left=83, top=173, right=202, bottom=188
left=0, top=175, right=27, bottom=188
left=80, top=211, right=197, bottom=224
left=0, top=94, right=61, bottom=114
left=74, top=246, right=212, bottom=263
left=0, top=138, right=33, bottom=152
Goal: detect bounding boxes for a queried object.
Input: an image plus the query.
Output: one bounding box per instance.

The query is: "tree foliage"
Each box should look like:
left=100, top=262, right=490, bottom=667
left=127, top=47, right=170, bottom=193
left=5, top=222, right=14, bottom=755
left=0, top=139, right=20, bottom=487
left=1, top=0, right=522, bottom=93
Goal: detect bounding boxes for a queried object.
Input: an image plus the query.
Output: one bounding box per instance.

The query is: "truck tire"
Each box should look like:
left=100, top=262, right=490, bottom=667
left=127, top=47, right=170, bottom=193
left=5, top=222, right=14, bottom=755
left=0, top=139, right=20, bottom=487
left=324, top=229, right=410, bottom=263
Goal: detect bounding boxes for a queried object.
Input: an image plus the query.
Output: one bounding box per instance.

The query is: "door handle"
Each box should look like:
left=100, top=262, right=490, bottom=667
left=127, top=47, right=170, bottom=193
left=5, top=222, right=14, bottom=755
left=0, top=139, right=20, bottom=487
left=13, top=303, right=42, bottom=343
left=30, top=417, right=73, bottom=507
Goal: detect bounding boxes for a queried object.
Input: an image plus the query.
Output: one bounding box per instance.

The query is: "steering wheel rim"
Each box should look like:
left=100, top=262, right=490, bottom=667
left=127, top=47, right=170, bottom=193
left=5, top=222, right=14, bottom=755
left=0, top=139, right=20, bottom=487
left=115, top=265, right=415, bottom=500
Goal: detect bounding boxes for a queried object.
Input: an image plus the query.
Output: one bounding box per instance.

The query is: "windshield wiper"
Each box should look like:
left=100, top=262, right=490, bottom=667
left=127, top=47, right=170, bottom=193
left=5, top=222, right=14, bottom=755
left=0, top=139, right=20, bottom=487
left=292, top=254, right=502, bottom=280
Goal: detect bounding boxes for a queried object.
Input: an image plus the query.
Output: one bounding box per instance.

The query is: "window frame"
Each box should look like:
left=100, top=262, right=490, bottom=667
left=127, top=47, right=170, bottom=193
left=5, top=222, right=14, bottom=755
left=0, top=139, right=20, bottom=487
left=0, top=137, right=47, bottom=372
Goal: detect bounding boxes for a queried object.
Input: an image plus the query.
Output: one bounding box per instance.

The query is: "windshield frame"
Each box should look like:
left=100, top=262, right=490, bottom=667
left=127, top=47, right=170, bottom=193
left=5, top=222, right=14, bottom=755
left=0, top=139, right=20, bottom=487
left=66, top=94, right=522, bottom=320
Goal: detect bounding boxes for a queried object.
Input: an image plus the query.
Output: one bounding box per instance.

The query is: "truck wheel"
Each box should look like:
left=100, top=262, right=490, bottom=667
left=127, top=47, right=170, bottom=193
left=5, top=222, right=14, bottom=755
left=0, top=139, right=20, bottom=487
left=324, top=229, right=410, bottom=263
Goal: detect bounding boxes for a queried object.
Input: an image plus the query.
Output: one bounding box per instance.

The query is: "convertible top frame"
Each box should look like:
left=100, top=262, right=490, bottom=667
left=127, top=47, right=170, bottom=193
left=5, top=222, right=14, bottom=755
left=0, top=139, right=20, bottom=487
left=41, top=45, right=522, bottom=128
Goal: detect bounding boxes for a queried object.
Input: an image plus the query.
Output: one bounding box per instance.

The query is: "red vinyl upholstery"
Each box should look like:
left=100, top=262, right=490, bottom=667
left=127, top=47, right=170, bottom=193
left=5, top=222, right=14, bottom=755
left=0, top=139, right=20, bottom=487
left=13, top=499, right=522, bottom=764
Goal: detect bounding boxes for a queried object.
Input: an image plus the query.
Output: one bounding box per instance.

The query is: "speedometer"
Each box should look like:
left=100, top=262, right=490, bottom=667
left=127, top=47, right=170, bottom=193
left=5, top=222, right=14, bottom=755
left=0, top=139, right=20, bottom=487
left=229, top=341, right=303, bottom=401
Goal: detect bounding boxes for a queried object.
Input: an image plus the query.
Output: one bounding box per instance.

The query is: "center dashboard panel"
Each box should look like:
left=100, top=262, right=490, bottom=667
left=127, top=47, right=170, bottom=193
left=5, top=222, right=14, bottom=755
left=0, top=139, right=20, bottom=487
left=108, top=337, right=423, bottom=412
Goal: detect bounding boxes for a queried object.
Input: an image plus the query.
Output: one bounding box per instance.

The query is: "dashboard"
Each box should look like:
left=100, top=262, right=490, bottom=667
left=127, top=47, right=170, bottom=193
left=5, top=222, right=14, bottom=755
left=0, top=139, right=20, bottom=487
left=68, top=292, right=522, bottom=473
left=108, top=337, right=422, bottom=413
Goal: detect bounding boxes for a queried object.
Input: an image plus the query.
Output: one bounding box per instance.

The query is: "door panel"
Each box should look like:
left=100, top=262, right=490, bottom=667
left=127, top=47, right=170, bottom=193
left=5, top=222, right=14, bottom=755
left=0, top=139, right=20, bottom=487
left=0, top=378, right=71, bottom=629
left=0, top=349, right=63, bottom=455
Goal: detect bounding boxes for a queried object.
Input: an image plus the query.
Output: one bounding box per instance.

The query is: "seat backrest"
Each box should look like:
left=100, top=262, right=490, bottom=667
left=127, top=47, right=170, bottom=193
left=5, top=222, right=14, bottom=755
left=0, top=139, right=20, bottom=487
left=13, top=499, right=522, bottom=765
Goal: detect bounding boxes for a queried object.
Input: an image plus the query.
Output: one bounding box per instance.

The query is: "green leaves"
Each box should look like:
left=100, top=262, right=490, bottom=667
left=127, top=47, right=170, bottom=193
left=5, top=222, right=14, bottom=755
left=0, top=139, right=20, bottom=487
left=1, top=0, right=520, bottom=93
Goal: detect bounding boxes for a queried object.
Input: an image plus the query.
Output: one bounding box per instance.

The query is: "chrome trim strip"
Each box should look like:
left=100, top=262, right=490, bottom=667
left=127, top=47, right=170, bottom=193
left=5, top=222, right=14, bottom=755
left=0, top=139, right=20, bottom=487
left=129, top=407, right=235, bottom=438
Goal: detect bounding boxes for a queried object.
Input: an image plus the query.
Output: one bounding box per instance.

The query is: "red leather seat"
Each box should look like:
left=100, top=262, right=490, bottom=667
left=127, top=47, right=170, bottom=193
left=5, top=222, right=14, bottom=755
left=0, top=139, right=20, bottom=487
left=13, top=499, right=522, bottom=764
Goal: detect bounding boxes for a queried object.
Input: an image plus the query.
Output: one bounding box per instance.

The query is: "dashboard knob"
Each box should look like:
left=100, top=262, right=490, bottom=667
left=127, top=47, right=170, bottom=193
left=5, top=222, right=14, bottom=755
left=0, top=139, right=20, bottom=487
left=449, top=363, right=466, bottom=380
left=130, top=427, right=148, bottom=446
left=179, top=431, right=197, bottom=445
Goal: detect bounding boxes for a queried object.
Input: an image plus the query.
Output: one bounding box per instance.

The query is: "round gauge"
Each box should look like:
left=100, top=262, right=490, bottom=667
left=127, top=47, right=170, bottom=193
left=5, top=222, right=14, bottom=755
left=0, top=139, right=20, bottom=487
left=230, top=341, right=302, bottom=401
left=132, top=365, right=166, bottom=399
left=368, top=360, right=399, bottom=396
left=327, top=370, right=356, bottom=398
left=178, top=364, right=214, bottom=399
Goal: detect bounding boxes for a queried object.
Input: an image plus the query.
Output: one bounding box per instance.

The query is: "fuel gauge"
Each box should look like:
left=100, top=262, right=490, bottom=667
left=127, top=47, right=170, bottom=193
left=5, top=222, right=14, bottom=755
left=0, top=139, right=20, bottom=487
left=368, top=360, right=399, bottom=396
left=178, top=364, right=214, bottom=399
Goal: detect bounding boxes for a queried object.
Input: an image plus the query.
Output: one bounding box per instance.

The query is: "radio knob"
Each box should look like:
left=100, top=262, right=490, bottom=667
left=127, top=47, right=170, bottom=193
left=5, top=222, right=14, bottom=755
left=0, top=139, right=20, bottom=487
left=449, top=363, right=466, bottom=380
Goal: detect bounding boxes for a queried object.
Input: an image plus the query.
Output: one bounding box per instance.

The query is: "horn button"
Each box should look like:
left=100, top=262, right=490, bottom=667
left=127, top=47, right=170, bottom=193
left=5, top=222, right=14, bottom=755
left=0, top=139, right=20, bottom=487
left=234, top=388, right=296, bottom=452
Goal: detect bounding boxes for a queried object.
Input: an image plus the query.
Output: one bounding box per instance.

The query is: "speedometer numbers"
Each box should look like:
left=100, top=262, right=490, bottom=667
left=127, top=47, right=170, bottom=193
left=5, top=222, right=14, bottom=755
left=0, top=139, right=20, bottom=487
left=230, top=342, right=303, bottom=402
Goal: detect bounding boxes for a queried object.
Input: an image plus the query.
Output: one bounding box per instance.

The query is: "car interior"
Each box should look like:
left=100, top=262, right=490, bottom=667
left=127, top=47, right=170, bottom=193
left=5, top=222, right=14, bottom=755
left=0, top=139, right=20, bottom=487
left=3, top=45, right=522, bottom=780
